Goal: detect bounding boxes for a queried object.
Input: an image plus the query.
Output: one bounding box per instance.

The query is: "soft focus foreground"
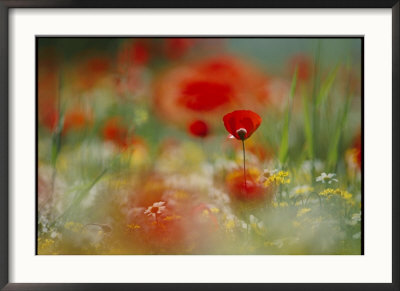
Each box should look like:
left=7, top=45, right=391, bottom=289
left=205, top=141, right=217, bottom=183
left=37, top=38, right=362, bottom=255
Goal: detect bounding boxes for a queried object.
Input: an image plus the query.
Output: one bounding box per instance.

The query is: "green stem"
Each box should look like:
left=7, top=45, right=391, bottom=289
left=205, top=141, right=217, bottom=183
left=242, top=140, right=247, bottom=192
left=311, top=40, right=321, bottom=184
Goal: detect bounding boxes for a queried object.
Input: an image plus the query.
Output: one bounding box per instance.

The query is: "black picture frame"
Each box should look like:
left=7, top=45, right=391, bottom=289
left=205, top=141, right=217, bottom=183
left=0, top=1, right=398, bottom=290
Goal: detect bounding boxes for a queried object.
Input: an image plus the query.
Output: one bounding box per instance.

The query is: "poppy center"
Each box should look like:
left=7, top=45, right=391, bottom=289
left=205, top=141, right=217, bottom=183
left=236, top=128, right=247, bottom=140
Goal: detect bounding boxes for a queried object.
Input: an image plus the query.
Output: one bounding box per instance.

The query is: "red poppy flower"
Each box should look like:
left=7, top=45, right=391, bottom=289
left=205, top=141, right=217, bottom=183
left=153, top=55, right=270, bottom=127
left=40, top=104, right=92, bottom=134
left=178, top=81, right=233, bottom=111
left=223, top=110, right=262, bottom=140
left=225, top=169, right=267, bottom=201
left=62, top=108, right=93, bottom=135
left=188, top=120, right=209, bottom=138
left=127, top=201, right=186, bottom=251
left=102, top=117, right=131, bottom=149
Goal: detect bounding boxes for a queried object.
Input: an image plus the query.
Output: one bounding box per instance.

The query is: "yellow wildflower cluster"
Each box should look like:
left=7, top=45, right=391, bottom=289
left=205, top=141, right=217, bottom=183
left=264, top=171, right=291, bottom=187
left=319, top=188, right=353, bottom=201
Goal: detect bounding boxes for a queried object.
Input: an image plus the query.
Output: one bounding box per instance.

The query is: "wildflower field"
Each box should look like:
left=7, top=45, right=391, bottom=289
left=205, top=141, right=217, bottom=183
left=37, top=38, right=362, bottom=255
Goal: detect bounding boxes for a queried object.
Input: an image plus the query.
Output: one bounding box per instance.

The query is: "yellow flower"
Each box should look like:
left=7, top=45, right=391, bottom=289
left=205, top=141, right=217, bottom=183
left=225, top=219, right=235, bottom=230
left=263, top=171, right=290, bottom=187
left=319, top=188, right=353, bottom=201
left=319, top=188, right=339, bottom=197
left=341, top=190, right=352, bottom=200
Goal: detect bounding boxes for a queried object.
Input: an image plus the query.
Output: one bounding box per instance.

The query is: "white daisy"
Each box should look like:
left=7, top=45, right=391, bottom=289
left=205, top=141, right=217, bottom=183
left=144, top=201, right=166, bottom=218
left=316, top=172, right=338, bottom=184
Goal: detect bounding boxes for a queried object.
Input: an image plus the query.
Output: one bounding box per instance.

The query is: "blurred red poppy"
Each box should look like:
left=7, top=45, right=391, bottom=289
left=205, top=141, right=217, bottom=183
left=153, top=55, right=271, bottom=127
left=117, top=40, right=151, bottom=67
left=126, top=179, right=194, bottom=251
left=164, top=38, right=196, bottom=60
left=223, top=110, right=262, bottom=140
left=345, top=131, right=362, bottom=171
left=178, top=81, right=233, bottom=111
left=288, top=54, right=313, bottom=81
left=188, top=120, right=209, bottom=138
left=102, top=117, right=131, bottom=149
left=226, top=169, right=268, bottom=201
left=62, top=108, right=93, bottom=135
left=40, top=106, right=59, bottom=132
left=39, top=104, right=92, bottom=135
left=127, top=202, right=186, bottom=251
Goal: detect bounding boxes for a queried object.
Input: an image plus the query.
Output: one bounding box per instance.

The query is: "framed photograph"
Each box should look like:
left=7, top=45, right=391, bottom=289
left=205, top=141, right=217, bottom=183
left=1, top=1, right=398, bottom=290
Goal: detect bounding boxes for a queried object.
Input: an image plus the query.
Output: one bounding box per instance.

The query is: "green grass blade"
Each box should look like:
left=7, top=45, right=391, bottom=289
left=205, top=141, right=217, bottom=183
left=51, top=168, right=108, bottom=226
left=310, top=40, right=321, bottom=176
left=327, top=59, right=354, bottom=171
left=50, top=111, right=65, bottom=166
left=279, top=67, right=298, bottom=164
left=302, top=94, right=313, bottom=159
left=50, top=72, right=66, bottom=167
left=327, top=93, right=353, bottom=170
left=316, top=63, right=340, bottom=106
